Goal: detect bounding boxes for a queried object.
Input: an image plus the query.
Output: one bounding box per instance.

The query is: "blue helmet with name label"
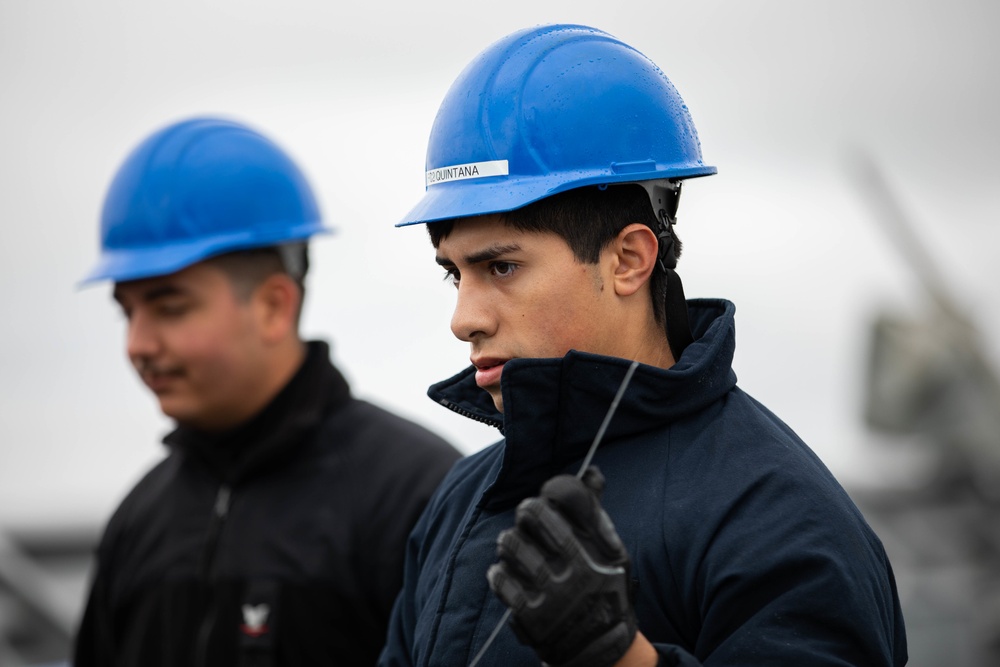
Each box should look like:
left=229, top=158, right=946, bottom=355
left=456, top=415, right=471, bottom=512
left=82, top=116, right=330, bottom=284
left=398, top=24, right=716, bottom=227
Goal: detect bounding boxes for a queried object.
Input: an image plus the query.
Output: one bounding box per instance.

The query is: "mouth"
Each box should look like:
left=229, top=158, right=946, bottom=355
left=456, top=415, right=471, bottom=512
left=472, top=358, right=507, bottom=390
left=138, top=365, right=184, bottom=393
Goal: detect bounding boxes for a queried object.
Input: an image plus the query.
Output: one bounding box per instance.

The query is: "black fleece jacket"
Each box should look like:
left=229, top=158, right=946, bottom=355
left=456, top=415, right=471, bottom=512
left=75, top=341, right=461, bottom=666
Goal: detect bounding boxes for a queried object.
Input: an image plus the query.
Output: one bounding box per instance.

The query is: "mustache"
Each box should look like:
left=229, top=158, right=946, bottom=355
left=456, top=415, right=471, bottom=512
left=134, top=357, right=182, bottom=377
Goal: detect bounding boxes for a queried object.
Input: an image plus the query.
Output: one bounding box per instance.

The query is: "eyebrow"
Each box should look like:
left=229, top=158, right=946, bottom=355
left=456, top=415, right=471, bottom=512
left=112, top=283, right=187, bottom=306
left=435, top=243, right=522, bottom=267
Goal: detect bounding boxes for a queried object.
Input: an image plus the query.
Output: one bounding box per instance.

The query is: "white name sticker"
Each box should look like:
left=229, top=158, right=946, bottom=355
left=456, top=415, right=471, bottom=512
left=426, top=160, right=509, bottom=187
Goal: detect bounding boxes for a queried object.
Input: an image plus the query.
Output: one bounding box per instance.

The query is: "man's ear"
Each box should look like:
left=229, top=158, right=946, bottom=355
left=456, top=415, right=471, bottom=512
left=254, top=273, right=302, bottom=344
left=610, top=223, right=658, bottom=297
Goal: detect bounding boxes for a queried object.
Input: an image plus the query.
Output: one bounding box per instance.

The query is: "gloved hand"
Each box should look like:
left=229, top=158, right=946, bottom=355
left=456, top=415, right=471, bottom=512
left=487, top=466, right=637, bottom=667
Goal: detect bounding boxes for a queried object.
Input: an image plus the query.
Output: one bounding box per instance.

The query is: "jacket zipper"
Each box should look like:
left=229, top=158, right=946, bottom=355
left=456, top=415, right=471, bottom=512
left=195, top=484, right=232, bottom=667
left=438, top=398, right=504, bottom=433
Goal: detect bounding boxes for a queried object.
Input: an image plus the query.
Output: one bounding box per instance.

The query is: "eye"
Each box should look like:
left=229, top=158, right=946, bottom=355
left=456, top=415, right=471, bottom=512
left=156, top=299, right=191, bottom=318
left=442, top=267, right=460, bottom=287
left=490, top=261, right=516, bottom=278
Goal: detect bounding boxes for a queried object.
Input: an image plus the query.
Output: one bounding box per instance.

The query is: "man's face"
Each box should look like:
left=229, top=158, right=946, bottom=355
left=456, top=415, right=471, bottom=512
left=435, top=214, right=621, bottom=413
left=113, top=262, right=268, bottom=431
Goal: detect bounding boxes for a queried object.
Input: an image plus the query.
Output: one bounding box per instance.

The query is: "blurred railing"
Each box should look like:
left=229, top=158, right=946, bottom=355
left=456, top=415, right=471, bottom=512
left=0, top=526, right=94, bottom=666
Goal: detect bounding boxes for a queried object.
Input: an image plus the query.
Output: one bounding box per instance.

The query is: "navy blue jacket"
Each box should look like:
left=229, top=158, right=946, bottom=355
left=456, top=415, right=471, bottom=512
left=379, top=299, right=906, bottom=666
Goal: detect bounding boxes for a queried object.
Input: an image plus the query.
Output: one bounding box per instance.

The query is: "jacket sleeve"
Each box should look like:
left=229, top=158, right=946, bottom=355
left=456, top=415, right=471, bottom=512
left=642, top=459, right=907, bottom=666
left=73, top=557, right=116, bottom=666
left=376, top=489, right=438, bottom=667
left=355, top=426, right=460, bottom=634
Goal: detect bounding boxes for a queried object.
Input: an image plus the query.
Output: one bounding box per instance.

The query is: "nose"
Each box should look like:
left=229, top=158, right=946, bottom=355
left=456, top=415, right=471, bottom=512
left=450, top=280, right=496, bottom=343
left=125, top=308, right=160, bottom=363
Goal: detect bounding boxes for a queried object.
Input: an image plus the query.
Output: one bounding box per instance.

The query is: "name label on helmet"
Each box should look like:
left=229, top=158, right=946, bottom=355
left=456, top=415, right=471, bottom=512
left=426, top=160, right=508, bottom=187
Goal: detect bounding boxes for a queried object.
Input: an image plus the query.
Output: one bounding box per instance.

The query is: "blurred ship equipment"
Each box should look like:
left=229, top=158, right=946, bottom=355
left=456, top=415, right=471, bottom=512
left=0, top=524, right=92, bottom=665
left=850, top=152, right=1000, bottom=667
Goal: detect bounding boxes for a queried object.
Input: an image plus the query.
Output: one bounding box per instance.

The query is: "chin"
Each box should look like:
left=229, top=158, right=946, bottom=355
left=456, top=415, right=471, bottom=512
left=157, top=399, right=197, bottom=425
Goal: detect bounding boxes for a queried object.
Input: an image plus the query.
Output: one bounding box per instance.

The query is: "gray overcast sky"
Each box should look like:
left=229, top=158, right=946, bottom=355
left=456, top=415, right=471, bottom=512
left=1, top=0, right=998, bottom=529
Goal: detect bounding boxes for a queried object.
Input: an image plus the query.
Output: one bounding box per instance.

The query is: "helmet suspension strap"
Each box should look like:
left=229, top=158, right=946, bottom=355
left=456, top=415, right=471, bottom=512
left=639, top=180, right=694, bottom=361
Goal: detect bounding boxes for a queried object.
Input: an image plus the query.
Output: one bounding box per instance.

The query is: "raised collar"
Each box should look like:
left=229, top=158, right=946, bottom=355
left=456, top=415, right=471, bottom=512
left=163, top=340, right=351, bottom=483
left=428, top=299, right=738, bottom=507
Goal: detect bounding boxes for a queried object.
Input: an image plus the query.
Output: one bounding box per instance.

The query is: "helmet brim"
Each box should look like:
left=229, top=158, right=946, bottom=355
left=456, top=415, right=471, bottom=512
left=397, top=166, right=717, bottom=227
left=80, top=221, right=331, bottom=285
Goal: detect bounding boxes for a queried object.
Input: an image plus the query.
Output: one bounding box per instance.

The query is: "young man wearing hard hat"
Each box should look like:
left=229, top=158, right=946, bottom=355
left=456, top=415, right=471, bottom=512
left=378, top=25, right=907, bottom=667
left=73, top=117, right=461, bottom=666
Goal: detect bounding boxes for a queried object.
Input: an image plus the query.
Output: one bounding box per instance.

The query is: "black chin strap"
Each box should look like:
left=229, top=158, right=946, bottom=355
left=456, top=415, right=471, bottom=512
left=664, top=268, right=693, bottom=361
left=638, top=179, right=694, bottom=361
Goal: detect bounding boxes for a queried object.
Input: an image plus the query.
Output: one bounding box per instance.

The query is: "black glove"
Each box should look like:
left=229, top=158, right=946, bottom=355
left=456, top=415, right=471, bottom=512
left=487, top=466, right=637, bottom=667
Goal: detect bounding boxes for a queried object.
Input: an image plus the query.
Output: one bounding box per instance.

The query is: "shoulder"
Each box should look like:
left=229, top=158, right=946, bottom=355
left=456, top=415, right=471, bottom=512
left=607, top=385, right=878, bottom=561
left=312, top=398, right=461, bottom=497
left=103, top=454, right=180, bottom=529
left=652, top=387, right=886, bottom=570
left=667, top=387, right=835, bottom=487
left=91, top=452, right=183, bottom=566
left=323, top=399, right=455, bottom=449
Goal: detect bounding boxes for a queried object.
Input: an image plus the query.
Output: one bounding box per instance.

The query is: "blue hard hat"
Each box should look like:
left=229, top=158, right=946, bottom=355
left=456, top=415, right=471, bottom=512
left=82, top=116, right=330, bottom=284
left=398, top=24, right=717, bottom=227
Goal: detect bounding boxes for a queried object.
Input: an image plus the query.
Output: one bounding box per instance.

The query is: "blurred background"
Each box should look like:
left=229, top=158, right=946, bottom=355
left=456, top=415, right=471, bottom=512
left=1, top=1, right=998, bottom=664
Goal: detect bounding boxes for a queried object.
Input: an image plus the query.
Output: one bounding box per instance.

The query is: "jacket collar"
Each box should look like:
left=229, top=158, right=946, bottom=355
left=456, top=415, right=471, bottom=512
left=428, top=299, right=738, bottom=507
left=163, top=340, right=351, bottom=483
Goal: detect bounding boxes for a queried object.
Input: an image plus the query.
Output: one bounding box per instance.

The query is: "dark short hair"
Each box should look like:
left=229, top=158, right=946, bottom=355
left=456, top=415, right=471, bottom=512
left=206, top=244, right=309, bottom=325
left=427, top=184, right=681, bottom=325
